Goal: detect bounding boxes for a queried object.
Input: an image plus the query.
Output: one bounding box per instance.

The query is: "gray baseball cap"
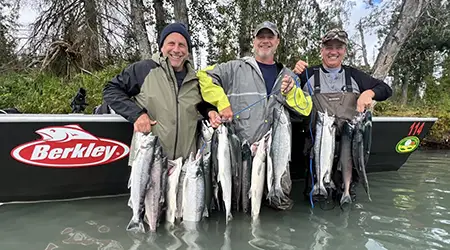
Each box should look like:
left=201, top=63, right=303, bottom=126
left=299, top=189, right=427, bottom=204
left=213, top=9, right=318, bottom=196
left=253, top=21, right=280, bottom=37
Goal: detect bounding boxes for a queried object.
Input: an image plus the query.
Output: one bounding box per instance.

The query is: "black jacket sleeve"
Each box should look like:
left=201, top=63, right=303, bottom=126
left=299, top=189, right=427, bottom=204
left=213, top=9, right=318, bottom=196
left=297, top=67, right=318, bottom=94
left=350, top=67, right=393, bottom=101
left=196, top=100, right=217, bottom=119
left=103, top=60, right=156, bottom=123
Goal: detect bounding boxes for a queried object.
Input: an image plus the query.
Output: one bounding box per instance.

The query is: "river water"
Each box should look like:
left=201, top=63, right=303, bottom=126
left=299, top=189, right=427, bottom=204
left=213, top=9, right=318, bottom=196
left=1, top=150, right=449, bottom=250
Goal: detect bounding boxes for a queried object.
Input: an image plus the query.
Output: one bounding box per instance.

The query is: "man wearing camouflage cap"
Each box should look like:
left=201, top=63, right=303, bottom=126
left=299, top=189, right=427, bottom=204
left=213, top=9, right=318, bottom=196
left=293, top=28, right=392, bottom=206
left=197, top=21, right=313, bottom=210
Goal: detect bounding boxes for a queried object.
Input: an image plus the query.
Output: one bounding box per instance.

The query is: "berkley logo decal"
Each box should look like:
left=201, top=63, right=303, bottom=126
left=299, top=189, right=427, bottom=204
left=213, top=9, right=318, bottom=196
left=10, top=124, right=130, bottom=168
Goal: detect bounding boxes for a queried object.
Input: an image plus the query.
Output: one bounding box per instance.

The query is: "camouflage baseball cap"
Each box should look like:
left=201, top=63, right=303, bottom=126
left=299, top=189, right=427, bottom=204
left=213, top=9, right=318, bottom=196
left=254, top=21, right=279, bottom=37
left=322, top=28, right=348, bottom=45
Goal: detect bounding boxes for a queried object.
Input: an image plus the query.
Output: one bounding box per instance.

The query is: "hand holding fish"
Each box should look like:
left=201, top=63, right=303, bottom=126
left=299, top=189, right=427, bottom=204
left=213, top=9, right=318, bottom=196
left=219, top=106, right=233, bottom=122
left=134, top=113, right=157, bottom=133
left=208, top=110, right=222, bottom=128
left=357, top=90, right=375, bottom=112
left=281, top=75, right=294, bottom=94
left=293, top=60, right=308, bottom=75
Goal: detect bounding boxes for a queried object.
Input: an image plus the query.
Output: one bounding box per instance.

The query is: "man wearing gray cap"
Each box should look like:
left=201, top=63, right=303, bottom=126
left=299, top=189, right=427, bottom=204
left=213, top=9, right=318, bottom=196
left=294, top=28, right=392, bottom=206
left=197, top=21, right=313, bottom=210
left=198, top=21, right=312, bottom=139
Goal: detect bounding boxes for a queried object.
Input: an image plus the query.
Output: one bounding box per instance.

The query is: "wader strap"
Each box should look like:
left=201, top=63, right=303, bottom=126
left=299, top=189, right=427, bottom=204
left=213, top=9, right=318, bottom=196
left=344, top=67, right=353, bottom=93
left=313, top=68, right=321, bottom=94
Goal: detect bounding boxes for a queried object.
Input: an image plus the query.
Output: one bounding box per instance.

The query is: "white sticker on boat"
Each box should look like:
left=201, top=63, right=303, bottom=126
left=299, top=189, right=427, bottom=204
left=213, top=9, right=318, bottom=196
left=10, top=124, right=130, bottom=168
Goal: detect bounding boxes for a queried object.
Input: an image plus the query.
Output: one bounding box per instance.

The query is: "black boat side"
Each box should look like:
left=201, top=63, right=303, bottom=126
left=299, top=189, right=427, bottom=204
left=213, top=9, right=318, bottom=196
left=0, top=114, right=438, bottom=203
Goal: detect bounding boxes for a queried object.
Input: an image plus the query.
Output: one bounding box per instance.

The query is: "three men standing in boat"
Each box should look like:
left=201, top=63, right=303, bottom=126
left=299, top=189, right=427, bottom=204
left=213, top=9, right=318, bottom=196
left=103, top=21, right=392, bottom=207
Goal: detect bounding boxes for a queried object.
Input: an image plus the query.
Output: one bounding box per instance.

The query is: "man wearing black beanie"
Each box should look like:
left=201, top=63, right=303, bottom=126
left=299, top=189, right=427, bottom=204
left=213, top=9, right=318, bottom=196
left=158, top=22, right=192, bottom=53
left=103, top=22, right=218, bottom=163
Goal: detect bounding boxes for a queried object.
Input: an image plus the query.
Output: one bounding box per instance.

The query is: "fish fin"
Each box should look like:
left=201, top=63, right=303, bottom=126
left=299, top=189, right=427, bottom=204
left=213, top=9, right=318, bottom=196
left=274, top=189, right=286, bottom=204
left=127, top=197, right=132, bottom=208
left=126, top=218, right=146, bottom=233
left=63, top=124, right=84, bottom=130
left=340, top=194, right=352, bottom=206
left=127, top=175, right=132, bottom=189
left=329, top=180, right=336, bottom=190
left=266, top=188, right=275, bottom=203
left=312, top=183, right=328, bottom=197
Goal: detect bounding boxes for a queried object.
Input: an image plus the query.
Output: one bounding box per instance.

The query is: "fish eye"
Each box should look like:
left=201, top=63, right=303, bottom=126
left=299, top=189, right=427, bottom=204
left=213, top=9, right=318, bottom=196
left=50, top=129, right=56, bottom=133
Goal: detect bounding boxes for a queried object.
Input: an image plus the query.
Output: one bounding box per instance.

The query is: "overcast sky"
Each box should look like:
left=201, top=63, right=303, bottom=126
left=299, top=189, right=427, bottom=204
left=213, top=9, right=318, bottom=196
left=16, top=0, right=382, bottom=67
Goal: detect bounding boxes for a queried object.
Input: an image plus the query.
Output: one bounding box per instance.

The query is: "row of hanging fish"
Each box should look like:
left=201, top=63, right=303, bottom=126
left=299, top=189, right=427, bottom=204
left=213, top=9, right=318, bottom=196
left=126, top=106, right=295, bottom=233
left=312, top=109, right=372, bottom=206
left=206, top=107, right=294, bottom=225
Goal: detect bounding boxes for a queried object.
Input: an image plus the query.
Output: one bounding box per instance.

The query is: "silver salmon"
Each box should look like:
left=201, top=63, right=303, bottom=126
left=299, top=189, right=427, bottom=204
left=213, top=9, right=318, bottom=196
left=200, top=120, right=214, bottom=217
left=210, top=124, right=220, bottom=212
left=352, top=111, right=372, bottom=202
left=313, top=110, right=336, bottom=197
left=270, top=108, right=293, bottom=209
left=182, top=151, right=205, bottom=222
left=126, top=132, right=157, bottom=233
left=241, top=141, right=252, bottom=214
left=175, top=157, right=189, bottom=221
left=266, top=129, right=274, bottom=203
left=165, top=157, right=183, bottom=223
left=144, top=138, right=166, bottom=232
left=250, top=133, right=269, bottom=219
left=217, top=124, right=233, bottom=223
left=227, top=124, right=242, bottom=212
left=340, top=121, right=354, bottom=206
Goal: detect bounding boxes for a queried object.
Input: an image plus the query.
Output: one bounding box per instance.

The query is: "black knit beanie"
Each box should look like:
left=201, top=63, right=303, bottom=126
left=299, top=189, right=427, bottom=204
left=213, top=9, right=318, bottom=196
left=159, top=23, right=192, bottom=52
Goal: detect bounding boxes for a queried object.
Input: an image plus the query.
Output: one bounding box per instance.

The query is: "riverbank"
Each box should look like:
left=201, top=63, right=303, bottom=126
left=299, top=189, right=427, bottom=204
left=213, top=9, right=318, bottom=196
left=1, top=68, right=449, bottom=149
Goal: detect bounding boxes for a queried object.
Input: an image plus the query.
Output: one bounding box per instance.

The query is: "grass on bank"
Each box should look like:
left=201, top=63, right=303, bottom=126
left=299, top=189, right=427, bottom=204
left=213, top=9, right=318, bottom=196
left=0, top=66, right=448, bottom=148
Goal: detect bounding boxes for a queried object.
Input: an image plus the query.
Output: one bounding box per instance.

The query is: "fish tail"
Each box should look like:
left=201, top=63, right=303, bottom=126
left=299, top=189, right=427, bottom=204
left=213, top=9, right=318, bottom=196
left=274, top=188, right=287, bottom=204
left=312, top=183, right=328, bottom=197
left=340, top=194, right=352, bottom=206
left=226, top=212, right=233, bottom=224
left=365, top=185, right=372, bottom=201
left=203, top=206, right=209, bottom=218
left=126, top=218, right=146, bottom=233
left=266, top=188, right=275, bottom=203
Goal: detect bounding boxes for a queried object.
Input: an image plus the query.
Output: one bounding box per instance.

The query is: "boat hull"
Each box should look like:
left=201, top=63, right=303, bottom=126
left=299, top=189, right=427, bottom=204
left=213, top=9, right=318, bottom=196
left=0, top=114, right=437, bottom=203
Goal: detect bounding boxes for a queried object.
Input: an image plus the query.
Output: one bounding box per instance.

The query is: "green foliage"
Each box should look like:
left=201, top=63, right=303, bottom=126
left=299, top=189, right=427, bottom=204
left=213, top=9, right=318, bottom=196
left=0, top=64, right=125, bottom=114
left=374, top=100, right=450, bottom=148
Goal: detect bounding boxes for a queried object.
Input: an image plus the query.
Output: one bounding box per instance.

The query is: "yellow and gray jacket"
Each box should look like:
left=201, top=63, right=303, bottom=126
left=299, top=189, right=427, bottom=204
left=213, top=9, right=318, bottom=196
left=103, top=53, right=214, bottom=162
left=197, top=56, right=313, bottom=145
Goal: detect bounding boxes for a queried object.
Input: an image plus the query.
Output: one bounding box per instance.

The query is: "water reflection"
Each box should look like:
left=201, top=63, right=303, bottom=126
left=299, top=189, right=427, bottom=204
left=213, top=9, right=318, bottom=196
left=0, top=150, right=449, bottom=250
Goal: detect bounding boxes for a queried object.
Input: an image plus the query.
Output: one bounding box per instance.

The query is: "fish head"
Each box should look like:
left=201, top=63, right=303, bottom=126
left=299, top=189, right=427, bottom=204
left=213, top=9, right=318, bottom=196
left=138, top=132, right=157, bottom=148
left=36, top=125, right=98, bottom=142
left=186, top=154, right=203, bottom=178
left=323, top=113, right=335, bottom=127
left=316, top=111, right=325, bottom=124
left=273, top=107, right=289, bottom=125
left=201, top=120, right=214, bottom=141
left=216, top=124, right=228, bottom=138
left=153, top=141, right=162, bottom=160
left=255, top=136, right=268, bottom=156
left=343, top=121, right=355, bottom=136
left=167, top=157, right=183, bottom=176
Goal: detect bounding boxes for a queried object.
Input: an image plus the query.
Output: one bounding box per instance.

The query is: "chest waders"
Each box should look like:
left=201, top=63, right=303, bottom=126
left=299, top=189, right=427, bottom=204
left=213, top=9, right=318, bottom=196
left=305, top=67, right=359, bottom=204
